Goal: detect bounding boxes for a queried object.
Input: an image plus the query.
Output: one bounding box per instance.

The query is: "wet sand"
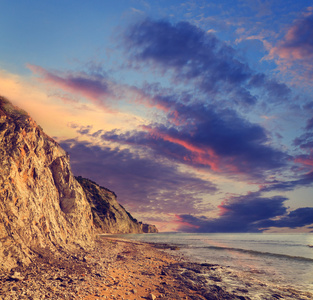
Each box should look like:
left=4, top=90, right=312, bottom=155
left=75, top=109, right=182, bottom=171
left=0, top=236, right=312, bottom=299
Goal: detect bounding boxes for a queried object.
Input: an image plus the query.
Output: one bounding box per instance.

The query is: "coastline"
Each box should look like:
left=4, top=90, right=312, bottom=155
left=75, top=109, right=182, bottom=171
left=0, top=236, right=312, bottom=300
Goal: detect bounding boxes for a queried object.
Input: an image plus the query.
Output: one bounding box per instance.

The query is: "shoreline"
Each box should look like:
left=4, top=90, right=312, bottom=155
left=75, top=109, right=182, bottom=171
left=0, top=236, right=312, bottom=299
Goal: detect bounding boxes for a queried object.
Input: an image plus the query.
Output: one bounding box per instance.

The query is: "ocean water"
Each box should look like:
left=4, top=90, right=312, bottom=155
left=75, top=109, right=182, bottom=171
left=108, top=232, right=313, bottom=293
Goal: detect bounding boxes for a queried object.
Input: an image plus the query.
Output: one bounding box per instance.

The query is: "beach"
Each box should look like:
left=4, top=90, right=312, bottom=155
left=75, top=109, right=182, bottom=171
left=0, top=236, right=312, bottom=300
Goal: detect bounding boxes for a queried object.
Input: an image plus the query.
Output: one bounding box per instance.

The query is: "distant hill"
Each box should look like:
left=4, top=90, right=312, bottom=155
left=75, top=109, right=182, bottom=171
left=0, top=96, right=157, bottom=270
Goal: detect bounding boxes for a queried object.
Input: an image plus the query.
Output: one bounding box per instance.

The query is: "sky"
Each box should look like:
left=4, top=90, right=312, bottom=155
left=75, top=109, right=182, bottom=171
left=1, top=0, right=313, bottom=233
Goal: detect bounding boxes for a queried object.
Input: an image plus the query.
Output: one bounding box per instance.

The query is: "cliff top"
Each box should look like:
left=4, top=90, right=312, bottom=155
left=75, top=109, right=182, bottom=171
left=0, top=96, right=57, bottom=145
left=0, top=96, right=30, bottom=121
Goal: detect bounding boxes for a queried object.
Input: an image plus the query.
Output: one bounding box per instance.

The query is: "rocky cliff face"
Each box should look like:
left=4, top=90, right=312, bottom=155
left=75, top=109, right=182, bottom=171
left=0, top=96, right=158, bottom=269
left=76, top=176, right=158, bottom=234
left=0, top=97, right=94, bottom=270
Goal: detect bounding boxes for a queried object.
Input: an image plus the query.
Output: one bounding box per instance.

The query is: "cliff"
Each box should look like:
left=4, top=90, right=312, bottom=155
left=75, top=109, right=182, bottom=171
left=0, top=97, right=94, bottom=270
left=76, top=176, right=158, bottom=234
left=0, top=96, right=157, bottom=270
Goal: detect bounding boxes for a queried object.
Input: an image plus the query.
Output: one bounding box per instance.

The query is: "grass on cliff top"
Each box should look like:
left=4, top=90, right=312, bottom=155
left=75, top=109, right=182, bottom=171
left=0, top=96, right=30, bottom=119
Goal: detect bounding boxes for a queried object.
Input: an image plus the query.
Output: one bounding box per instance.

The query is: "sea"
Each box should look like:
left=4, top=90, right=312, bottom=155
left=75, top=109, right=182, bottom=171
left=107, top=232, right=313, bottom=294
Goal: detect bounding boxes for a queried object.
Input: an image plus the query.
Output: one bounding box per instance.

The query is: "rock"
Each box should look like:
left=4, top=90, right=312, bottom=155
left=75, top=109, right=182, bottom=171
left=0, top=96, right=94, bottom=270
left=140, top=223, right=158, bottom=233
left=76, top=176, right=158, bottom=233
left=148, top=293, right=157, bottom=300
left=9, top=272, right=24, bottom=281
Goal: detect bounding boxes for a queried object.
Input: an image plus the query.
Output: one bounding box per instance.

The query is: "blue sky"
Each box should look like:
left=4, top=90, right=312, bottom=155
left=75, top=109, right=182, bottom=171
left=1, top=0, right=313, bottom=232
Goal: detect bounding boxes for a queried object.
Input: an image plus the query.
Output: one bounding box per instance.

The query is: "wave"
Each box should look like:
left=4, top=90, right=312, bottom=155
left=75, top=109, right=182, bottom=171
left=193, top=245, right=313, bottom=263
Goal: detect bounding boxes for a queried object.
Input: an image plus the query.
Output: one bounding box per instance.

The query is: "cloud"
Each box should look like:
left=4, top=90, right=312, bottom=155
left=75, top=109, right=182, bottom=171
left=257, top=207, right=313, bottom=229
left=295, top=157, right=313, bottom=170
left=177, top=192, right=313, bottom=232
left=273, top=12, right=313, bottom=61
left=294, top=129, right=313, bottom=152
left=306, top=117, right=313, bottom=130
left=28, top=64, right=119, bottom=111
left=177, top=193, right=289, bottom=232
left=293, top=116, right=313, bottom=170
left=123, top=18, right=291, bottom=106
left=60, top=138, right=217, bottom=217
left=293, top=118, right=313, bottom=153
left=261, top=171, right=313, bottom=192
left=123, top=19, right=251, bottom=87
left=101, top=102, right=290, bottom=179
left=26, top=18, right=293, bottom=182
left=268, top=10, right=313, bottom=82
left=27, top=63, right=190, bottom=116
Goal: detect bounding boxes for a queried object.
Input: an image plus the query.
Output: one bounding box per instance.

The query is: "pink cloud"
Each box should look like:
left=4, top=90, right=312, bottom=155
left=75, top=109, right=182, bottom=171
left=28, top=64, right=118, bottom=111
left=142, top=126, right=251, bottom=175
left=28, top=64, right=182, bottom=118
left=217, top=200, right=231, bottom=216
left=143, top=126, right=222, bottom=171
left=270, top=11, right=313, bottom=62
left=295, top=154, right=313, bottom=169
left=266, top=11, right=313, bottom=83
left=173, top=214, right=200, bottom=230
left=128, top=86, right=172, bottom=113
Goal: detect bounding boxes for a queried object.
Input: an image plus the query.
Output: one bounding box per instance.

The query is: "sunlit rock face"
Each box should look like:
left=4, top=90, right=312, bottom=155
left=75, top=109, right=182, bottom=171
left=76, top=176, right=158, bottom=234
left=0, top=96, right=158, bottom=270
left=0, top=97, right=94, bottom=270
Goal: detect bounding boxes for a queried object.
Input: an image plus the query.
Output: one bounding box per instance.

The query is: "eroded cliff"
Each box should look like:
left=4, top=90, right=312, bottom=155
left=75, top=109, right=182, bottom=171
left=76, top=176, right=158, bottom=234
left=0, top=97, right=94, bottom=270
left=0, top=96, right=158, bottom=270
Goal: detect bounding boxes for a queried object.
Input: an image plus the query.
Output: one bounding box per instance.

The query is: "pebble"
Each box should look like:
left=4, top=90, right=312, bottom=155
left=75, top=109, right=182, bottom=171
left=148, top=293, right=157, bottom=300
left=9, top=272, right=24, bottom=281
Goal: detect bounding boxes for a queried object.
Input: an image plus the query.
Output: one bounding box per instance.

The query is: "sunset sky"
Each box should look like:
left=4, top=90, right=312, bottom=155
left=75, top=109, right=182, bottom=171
left=1, top=0, right=313, bottom=232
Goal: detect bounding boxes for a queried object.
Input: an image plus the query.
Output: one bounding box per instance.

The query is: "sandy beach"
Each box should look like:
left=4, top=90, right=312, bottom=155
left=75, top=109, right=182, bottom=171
left=0, top=236, right=312, bottom=300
